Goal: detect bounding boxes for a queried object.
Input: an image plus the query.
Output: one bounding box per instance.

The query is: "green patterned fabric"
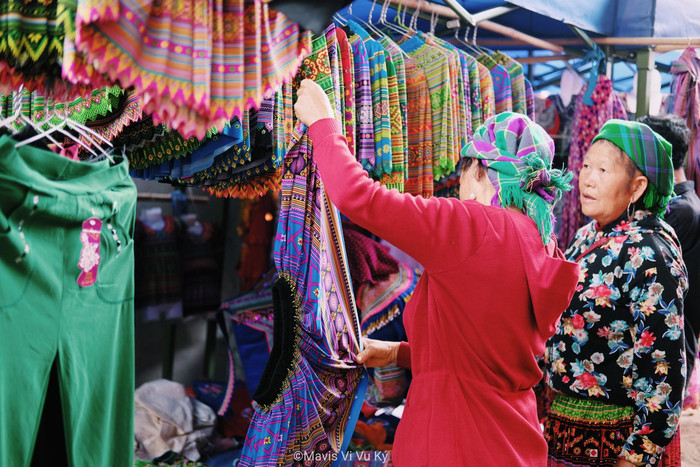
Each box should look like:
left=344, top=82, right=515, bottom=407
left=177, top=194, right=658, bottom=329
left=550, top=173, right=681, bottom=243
left=592, top=119, right=674, bottom=217
left=461, top=112, right=573, bottom=244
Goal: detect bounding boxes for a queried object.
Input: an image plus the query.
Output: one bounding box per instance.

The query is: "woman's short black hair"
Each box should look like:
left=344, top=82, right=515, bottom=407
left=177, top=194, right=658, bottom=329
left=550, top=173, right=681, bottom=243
left=637, top=114, right=691, bottom=170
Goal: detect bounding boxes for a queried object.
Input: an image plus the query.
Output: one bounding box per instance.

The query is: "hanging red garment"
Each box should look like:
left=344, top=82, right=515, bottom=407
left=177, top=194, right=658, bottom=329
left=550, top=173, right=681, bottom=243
left=667, top=47, right=700, bottom=195
left=559, top=75, right=628, bottom=247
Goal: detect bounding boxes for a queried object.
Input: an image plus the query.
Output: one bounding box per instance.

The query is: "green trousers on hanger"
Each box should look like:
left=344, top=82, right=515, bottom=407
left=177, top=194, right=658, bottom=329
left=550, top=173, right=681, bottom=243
left=0, top=135, right=137, bottom=467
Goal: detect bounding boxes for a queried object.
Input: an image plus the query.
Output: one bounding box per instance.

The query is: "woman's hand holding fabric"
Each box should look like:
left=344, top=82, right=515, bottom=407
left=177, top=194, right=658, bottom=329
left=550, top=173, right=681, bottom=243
left=294, top=79, right=335, bottom=127
left=355, top=338, right=399, bottom=368
left=615, top=459, right=640, bottom=467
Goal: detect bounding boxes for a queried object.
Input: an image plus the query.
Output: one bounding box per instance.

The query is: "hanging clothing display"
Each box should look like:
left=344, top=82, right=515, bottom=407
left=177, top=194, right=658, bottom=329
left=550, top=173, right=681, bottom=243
left=0, top=0, right=312, bottom=139
left=238, top=31, right=367, bottom=465
left=667, top=46, right=700, bottom=195
left=478, top=54, right=513, bottom=114
left=559, top=74, right=628, bottom=247
left=0, top=135, right=137, bottom=466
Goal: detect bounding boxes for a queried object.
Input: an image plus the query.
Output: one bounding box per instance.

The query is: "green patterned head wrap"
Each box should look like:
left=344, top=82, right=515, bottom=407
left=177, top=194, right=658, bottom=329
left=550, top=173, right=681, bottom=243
left=591, top=119, right=674, bottom=217
left=461, top=112, right=574, bottom=245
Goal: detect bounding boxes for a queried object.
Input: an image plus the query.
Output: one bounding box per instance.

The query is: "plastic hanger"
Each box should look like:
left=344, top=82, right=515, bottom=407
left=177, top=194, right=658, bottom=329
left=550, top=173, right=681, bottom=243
left=15, top=98, right=115, bottom=163
left=374, top=0, right=411, bottom=58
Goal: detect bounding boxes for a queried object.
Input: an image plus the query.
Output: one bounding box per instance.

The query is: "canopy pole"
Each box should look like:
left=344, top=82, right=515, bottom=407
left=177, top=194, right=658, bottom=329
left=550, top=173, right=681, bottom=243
left=635, top=48, right=654, bottom=119
left=384, top=0, right=564, bottom=53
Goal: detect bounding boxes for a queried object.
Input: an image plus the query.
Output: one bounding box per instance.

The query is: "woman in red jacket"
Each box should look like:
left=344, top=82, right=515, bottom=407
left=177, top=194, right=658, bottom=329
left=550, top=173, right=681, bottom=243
left=294, top=79, right=579, bottom=466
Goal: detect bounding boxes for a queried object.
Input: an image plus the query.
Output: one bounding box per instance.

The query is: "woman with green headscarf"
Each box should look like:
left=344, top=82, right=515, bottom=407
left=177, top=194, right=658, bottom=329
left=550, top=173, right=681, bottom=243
left=295, top=78, right=579, bottom=466
left=543, top=120, right=689, bottom=467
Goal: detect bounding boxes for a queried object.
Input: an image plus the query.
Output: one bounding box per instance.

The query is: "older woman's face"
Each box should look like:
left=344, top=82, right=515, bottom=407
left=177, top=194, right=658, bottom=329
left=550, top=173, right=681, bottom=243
left=579, top=141, right=639, bottom=227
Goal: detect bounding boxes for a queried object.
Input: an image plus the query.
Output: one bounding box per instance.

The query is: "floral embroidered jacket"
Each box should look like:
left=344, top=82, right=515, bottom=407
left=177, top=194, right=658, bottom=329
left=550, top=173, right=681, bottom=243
left=545, top=211, right=688, bottom=465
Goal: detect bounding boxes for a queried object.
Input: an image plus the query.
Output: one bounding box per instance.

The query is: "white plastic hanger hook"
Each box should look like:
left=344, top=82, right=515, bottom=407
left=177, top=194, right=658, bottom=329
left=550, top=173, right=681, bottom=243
left=368, top=0, right=377, bottom=22
left=381, top=0, right=390, bottom=24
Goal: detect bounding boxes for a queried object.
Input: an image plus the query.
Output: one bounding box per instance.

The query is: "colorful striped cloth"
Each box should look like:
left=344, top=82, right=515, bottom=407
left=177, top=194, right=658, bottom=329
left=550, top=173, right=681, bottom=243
left=72, top=0, right=311, bottom=139
left=379, top=36, right=409, bottom=181
left=382, top=51, right=405, bottom=191
left=325, top=24, right=343, bottom=122
left=465, top=54, right=483, bottom=132
left=404, top=57, right=434, bottom=198
left=0, top=0, right=106, bottom=99
left=493, top=52, right=527, bottom=115
left=478, top=61, right=496, bottom=122
left=462, top=112, right=573, bottom=244
left=478, top=54, right=513, bottom=114
left=428, top=35, right=471, bottom=152
left=240, top=34, right=367, bottom=463
left=240, top=126, right=367, bottom=467
left=336, top=28, right=356, bottom=158
left=347, top=32, right=375, bottom=172
left=401, top=35, right=456, bottom=181
left=347, top=21, right=392, bottom=178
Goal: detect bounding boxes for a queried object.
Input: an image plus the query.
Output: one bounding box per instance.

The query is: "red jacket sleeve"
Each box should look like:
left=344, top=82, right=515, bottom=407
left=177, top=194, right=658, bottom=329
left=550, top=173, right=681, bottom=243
left=309, top=118, right=485, bottom=270
left=396, top=341, right=411, bottom=369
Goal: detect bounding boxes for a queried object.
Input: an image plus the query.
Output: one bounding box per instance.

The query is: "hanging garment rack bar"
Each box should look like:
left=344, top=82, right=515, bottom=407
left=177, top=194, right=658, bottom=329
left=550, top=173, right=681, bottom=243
left=517, top=54, right=574, bottom=64
left=384, top=0, right=565, bottom=53
left=469, top=37, right=700, bottom=49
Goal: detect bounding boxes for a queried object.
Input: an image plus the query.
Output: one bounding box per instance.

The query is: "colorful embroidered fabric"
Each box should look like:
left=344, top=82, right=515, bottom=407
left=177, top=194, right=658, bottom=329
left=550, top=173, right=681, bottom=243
left=130, top=117, right=247, bottom=181
left=401, top=35, right=456, bottom=181
left=336, top=28, right=356, bottom=157
left=83, top=89, right=143, bottom=146
left=493, top=51, right=526, bottom=115
left=404, top=57, right=434, bottom=198
left=478, top=54, right=513, bottom=114
left=545, top=211, right=687, bottom=465
left=382, top=51, right=405, bottom=191
left=347, top=21, right=392, bottom=178
left=456, top=48, right=474, bottom=142
left=379, top=36, right=408, bottom=180
left=71, top=0, right=311, bottom=139
left=0, top=0, right=106, bottom=99
left=239, top=31, right=367, bottom=463
left=347, top=32, right=375, bottom=171
left=666, top=47, right=700, bottom=194
left=427, top=35, right=470, bottom=153
left=463, top=54, right=483, bottom=131
left=325, top=24, right=343, bottom=122
left=239, top=145, right=367, bottom=465
left=560, top=75, right=628, bottom=247
left=115, top=117, right=203, bottom=171
left=478, top=61, right=496, bottom=123
left=0, top=86, right=123, bottom=131
left=359, top=264, right=419, bottom=340
left=544, top=395, right=683, bottom=467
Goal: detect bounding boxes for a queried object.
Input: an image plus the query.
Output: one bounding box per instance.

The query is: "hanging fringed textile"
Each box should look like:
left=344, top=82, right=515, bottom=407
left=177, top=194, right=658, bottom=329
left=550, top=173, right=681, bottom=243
left=238, top=31, right=367, bottom=466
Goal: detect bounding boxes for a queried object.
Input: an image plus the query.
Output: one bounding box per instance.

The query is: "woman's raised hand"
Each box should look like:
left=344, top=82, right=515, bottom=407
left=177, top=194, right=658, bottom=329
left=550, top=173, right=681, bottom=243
left=355, top=338, right=400, bottom=368
left=293, top=79, right=335, bottom=127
